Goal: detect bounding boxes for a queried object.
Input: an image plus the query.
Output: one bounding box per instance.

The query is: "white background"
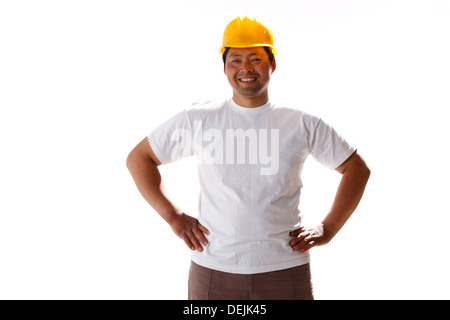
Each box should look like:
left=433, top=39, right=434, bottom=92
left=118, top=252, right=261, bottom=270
left=1, top=0, right=449, bottom=299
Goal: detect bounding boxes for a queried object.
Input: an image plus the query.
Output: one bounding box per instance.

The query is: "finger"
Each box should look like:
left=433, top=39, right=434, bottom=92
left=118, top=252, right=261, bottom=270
left=290, top=236, right=307, bottom=248
left=289, top=237, right=302, bottom=247
left=197, top=222, right=210, bottom=235
left=291, top=236, right=312, bottom=252
left=187, top=232, right=203, bottom=252
left=193, top=227, right=209, bottom=246
left=299, top=240, right=316, bottom=253
left=289, top=227, right=304, bottom=236
left=289, top=237, right=303, bottom=247
left=289, top=231, right=309, bottom=247
left=181, top=234, right=196, bottom=251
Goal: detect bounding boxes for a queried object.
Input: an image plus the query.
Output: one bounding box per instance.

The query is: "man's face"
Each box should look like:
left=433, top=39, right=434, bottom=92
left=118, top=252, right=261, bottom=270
left=224, top=47, right=276, bottom=99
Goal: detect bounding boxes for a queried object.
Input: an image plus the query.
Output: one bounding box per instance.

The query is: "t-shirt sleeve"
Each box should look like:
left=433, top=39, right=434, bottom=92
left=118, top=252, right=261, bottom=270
left=147, top=109, right=194, bottom=165
left=306, top=114, right=355, bottom=170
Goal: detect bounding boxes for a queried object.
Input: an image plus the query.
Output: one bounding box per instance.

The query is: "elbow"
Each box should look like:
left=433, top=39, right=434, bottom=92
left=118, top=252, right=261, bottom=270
left=356, top=152, right=371, bottom=182
left=365, top=167, right=371, bottom=184
left=362, top=160, right=371, bottom=176
left=361, top=163, right=371, bottom=184
left=126, top=150, right=136, bottom=171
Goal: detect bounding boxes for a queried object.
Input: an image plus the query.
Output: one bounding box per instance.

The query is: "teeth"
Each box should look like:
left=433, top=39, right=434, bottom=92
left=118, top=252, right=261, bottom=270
left=240, top=78, right=256, bottom=82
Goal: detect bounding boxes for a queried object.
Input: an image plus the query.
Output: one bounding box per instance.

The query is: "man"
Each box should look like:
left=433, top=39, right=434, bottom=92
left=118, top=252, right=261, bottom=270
left=126, top=16, right=370, bottom=300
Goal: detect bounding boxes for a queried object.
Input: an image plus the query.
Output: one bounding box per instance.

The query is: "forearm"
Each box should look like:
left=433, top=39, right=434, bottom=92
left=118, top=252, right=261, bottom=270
left=290, top=152, right=370, bottom=252
left=322, top=155, right=370, bottom=241
left=127, top=139, right=210, bottom=252
left=126, top=152, right=181, bottom=224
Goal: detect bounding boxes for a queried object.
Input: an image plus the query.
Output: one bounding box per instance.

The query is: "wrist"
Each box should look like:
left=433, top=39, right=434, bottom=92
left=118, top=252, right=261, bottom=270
left=162, top=208, right=184, bottom=226
left=320, top=221, right=337, bottom=244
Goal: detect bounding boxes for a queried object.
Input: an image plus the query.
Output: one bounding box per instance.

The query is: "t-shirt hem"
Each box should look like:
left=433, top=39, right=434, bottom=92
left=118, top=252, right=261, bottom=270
left=190, top=255, right=311, bottom=275
left=330, top=146, right=356, bottom=170
left=147, top=135, right=169, bottom=164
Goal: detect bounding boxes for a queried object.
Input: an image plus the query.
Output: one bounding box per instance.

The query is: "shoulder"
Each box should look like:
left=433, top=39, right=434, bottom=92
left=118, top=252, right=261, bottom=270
left=181, top=99, right=228, bottom=125
left=181, top=99, right=225, bottom=119
left=271, top=105, right=321, bottom=126
left=186, top=99, right=227, bottom=114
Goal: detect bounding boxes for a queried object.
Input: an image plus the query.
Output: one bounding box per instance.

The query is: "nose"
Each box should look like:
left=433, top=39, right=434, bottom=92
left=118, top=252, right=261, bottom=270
left=241, top=60, right=254, bottom=73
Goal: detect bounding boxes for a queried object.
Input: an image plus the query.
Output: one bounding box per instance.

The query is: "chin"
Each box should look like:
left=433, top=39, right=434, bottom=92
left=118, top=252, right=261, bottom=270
left=236, top=86, right=263, bottom=97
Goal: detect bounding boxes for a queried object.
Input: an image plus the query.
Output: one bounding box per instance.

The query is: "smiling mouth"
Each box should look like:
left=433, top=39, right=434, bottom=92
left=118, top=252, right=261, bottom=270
left=238, top=77, right=257, bottom=83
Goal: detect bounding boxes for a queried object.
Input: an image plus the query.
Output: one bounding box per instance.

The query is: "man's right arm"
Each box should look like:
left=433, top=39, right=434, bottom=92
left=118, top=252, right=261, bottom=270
left=126, top=137, right=209, bottom=252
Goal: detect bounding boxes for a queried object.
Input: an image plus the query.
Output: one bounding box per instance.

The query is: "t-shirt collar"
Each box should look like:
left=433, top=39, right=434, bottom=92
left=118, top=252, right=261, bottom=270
left=228, top=98, right=274, bottom=114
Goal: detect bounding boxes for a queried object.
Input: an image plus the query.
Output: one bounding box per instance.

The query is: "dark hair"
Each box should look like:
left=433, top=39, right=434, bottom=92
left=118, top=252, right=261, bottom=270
left=222, top=47, right=275, bottom=65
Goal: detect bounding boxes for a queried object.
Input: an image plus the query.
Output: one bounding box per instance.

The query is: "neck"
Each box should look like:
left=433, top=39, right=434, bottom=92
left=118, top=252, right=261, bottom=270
left=232, top=91, right=270, bottom=108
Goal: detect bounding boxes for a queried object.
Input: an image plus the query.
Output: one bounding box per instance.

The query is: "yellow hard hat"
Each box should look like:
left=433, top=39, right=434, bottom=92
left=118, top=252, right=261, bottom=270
left=220, top=16, right=277, bottom=56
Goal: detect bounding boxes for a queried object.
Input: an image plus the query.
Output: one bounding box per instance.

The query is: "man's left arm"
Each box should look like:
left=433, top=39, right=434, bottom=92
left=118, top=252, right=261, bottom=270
left=289, top=150, right=371, bottom=252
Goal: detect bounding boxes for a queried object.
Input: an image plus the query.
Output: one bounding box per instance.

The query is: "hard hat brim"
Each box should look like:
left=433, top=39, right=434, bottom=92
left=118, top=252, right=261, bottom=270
left=219, top=45, right=278, bottom=56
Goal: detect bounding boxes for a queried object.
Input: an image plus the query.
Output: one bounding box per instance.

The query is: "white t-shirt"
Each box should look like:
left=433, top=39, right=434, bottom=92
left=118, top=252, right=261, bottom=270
left=148, top=98, right=355, bottom=274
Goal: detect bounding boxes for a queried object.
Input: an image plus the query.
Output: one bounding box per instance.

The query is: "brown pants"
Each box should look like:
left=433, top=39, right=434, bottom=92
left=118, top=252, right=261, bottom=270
left=188, top=261, right=314, bottom=300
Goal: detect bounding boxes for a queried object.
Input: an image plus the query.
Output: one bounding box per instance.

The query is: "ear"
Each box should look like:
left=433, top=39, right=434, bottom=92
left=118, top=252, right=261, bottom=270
left=271, top=58, right=277, bottom=74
